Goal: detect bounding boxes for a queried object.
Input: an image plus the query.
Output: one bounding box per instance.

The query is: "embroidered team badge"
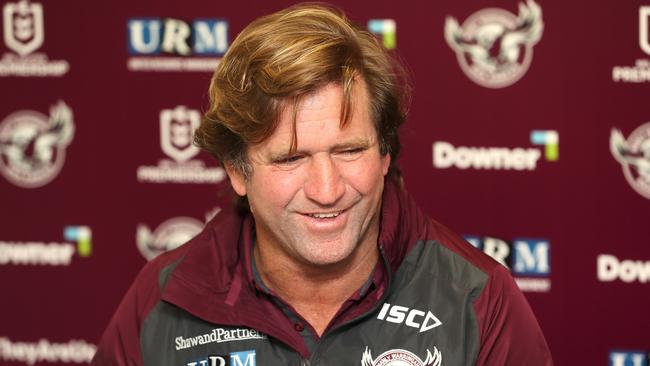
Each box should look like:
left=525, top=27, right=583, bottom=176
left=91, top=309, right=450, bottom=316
left=361, top=346, right=442, bottom=366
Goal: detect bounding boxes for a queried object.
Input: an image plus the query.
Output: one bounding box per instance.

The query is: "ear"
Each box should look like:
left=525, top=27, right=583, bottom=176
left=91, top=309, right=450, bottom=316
left=225, top=163, right=247, bottom=196
left=381, top=153, right=391, bottom=176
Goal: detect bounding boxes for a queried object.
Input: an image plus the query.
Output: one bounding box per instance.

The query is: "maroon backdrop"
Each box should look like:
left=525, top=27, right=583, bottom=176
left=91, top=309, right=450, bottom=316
left=1, top=0, right=649, bottom=365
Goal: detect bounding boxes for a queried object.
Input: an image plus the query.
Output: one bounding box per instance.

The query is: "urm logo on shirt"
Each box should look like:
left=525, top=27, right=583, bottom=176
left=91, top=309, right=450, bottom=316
left=186, top=349, right=256, bottom=366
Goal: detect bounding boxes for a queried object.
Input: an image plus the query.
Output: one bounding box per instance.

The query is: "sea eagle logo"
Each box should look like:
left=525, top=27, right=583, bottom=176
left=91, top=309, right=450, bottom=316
left=444, top=0, right=544, bottom=88
left=361, top=346, right=442, bottom=366
left=0, top=101, right=74, bottom=188
left=610, top=123, right=650, bottom=199
left=136, top=217, right=204, bottom=260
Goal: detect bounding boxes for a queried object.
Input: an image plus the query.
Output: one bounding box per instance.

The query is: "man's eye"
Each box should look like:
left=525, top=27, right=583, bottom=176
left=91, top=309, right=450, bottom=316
left=274, top=155, right=303, bottom=164
left=341, top=148, right=364, bottom=155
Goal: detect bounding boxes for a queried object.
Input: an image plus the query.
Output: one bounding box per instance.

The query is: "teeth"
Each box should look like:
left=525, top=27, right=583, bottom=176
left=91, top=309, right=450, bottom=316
left=310, top=212, right=340, bottom=219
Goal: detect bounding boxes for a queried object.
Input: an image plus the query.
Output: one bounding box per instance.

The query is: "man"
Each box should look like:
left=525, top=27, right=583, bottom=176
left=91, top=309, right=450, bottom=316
left=93, top=4, right=553, bottom=365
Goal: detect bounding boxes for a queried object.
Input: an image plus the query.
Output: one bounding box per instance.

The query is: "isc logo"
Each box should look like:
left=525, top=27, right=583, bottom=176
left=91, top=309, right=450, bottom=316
left=465, top=236, right=551, bottom=276
left=376, top=303, right=442, bottom=333
left=609, top=350, right=648, bottom=366
left=127, top=18, right=228, bottom=56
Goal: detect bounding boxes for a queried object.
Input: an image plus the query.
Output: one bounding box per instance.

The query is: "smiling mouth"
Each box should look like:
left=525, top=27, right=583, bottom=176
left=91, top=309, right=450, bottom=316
left=304, top=210, right=345, bottom=219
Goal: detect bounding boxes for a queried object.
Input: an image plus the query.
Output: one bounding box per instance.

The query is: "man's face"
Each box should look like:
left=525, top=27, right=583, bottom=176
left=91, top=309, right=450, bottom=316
left=227, top=81, right=390, bottom=267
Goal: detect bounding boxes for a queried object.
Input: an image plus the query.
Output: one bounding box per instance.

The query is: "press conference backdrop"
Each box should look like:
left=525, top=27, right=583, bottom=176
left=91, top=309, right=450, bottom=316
left=1, top=0, right=649, bottom=364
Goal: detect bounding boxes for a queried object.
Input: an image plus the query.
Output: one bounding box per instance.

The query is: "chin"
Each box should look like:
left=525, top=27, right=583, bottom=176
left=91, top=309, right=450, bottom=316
left=296, top=240, right=358, bottom=267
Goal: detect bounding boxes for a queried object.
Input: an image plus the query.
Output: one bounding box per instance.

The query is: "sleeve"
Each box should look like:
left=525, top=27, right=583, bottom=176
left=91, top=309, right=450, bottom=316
left=91, top=263, right=162, bottom=366
left=473, top=265, right=553, bottom=366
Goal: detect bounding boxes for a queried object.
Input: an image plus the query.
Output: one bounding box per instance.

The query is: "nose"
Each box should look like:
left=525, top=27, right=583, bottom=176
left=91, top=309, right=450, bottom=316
left=303, top=154, right=345, bottom=206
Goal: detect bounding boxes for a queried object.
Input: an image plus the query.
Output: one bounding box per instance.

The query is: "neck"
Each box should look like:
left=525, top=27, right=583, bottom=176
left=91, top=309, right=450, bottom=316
left=253, top=236, right=379, bottom=335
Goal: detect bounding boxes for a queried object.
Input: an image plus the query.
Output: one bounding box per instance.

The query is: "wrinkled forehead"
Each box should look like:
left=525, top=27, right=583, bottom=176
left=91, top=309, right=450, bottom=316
left=250, top=81, right=376, bottom=154
left=284, top=79, right=371, bottom=129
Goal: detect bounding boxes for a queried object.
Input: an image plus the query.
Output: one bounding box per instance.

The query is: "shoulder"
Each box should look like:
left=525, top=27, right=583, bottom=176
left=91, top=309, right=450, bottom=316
left=91, top=213, right=240, bottom=366
left=136, top=207, right=244, bottom=293
left=406, top=218, right=504, bottom=295
left=421, top=221, right=552, bottom=364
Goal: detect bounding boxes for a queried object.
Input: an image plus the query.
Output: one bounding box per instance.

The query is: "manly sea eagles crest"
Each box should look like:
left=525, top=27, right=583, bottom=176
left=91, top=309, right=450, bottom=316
left=361, top=347, right=442, bottom=366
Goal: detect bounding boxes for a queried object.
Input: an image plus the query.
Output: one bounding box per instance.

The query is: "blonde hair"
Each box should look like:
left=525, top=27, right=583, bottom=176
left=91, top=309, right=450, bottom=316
left=195, top=3, right=409, bottom=178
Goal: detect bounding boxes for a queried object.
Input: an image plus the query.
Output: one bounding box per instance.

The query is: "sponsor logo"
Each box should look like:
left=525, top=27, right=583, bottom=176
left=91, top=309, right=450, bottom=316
left=466, top=236, right=551, bottom=292
left=368, top=19, right=396, bottom=49
left=361, top=347, right=442, bottom=366
left=176, top=328, right=266, bottom=351
left=64, top=225, right=92, bottom=257
left=610, top=350, right=649, bottom=366
left=127, top=17, right=228, bottom=72
left=598, top=254, right=650, bottom=284
left=0, top=226, right=91, bottom=266
left=432, top=130, right=558, bottom=171
left=376, top=303, right=442, bottom=333
left=530, top=130, right=559, bottom=161
left=444, top=0, right=544, bottom=88
left=136, top=105, right=226, bottom=184
left=0, top=0, right=69, bottom=77
left=610, top=124, right=650, bottom=199
left=612, top=7, right=650, bottom=83
left=188, top=350, right=256, bottom=366
left=137, top=216, right=204, bottom=260
left=0, top=336, right=96, bottom=365
left=0, top=101, right=74, bottom=188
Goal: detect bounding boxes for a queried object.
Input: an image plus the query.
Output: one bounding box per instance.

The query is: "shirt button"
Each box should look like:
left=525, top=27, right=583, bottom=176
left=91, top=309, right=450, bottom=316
left=294, top=322, right=305, bottom=332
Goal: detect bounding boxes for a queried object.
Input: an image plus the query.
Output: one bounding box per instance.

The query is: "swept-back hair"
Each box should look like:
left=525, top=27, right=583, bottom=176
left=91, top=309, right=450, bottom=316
left=195, top=3, right=410, bottom=180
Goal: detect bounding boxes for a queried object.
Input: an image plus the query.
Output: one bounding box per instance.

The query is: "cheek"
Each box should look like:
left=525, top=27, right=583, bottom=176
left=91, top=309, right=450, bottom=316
left=341, top=156, right=386, bottom=193
left=248, top=169, right=304, bottom=208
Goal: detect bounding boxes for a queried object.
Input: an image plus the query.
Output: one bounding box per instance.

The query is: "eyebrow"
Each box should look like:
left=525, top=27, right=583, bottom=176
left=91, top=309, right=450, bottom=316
left=330, top=137, right=374, bottom=151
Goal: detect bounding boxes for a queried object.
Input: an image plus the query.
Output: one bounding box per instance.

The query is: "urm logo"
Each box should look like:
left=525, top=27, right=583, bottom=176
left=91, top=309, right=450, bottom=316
left=465, top=236, right=551, bottom=292
left=64, top=226, right=92, bottom=257
left=465, top=236, right=550, bottom=276
left=127, top=18, right=228, bottom=56
left=512, top=239, right=550, bottom=276
left=231, top=350, right=256, bottom=366
left=610, top=350, right=648, bottom=366
left=187, top=350, right=256, bottom=366
left=530, top=130, right=559, bottom=161
left=368, top=19, right=396, bottom=49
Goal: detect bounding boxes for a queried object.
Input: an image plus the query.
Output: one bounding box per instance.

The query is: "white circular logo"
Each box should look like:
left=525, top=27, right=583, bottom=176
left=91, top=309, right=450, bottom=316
left=361, top=347, right=442, bottom=366
left=610, top=123, right=650, bottom=199
left=444, top=0, right=544, bottom=88
left=136, top=217, right=204, bottom=260
left=0, top=101, right=75, bottom=188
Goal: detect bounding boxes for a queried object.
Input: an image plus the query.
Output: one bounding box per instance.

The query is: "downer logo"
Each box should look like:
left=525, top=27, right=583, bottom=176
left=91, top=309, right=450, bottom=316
left=598, top=254, right=650, bottom=284
left=433, top=130, right=558, bottom=171
left=465, top=236, right=551, bottom=292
